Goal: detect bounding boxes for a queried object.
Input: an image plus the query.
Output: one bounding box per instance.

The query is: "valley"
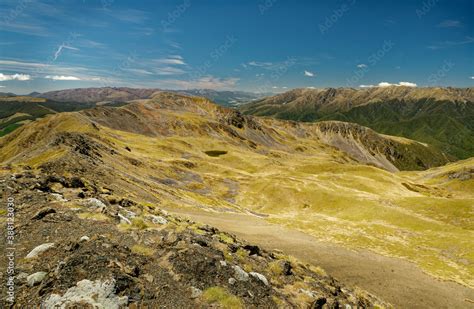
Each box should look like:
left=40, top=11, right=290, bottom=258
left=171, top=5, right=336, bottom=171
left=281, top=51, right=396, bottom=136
left=1, top=90, right=473, bottom=307
left=1, top=1, right=472, bottom=307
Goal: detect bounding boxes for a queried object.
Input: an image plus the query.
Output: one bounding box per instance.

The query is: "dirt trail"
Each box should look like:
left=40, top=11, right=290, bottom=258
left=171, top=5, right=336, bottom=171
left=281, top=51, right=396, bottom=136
left=169, top=208, right=474, bottom=309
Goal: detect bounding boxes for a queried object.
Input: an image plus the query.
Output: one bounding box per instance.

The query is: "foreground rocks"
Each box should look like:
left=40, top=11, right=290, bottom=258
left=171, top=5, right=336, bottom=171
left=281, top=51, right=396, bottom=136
left=0, top=171, right=389, bottom=308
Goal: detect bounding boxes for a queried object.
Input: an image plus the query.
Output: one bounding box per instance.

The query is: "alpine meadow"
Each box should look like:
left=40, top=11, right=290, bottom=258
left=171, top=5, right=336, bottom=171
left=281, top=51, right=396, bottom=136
left=0, top=1, right=473, bottom=308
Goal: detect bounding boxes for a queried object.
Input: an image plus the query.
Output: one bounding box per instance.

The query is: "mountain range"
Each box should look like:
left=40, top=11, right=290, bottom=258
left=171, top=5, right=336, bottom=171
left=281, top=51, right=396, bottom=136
left=1, top=90, right=473, bottom=307
left=31, top=87, right=264, bottom=107
left=0, top=88, right=264, bottom=137
left=241, top=87, right=474, bottom=159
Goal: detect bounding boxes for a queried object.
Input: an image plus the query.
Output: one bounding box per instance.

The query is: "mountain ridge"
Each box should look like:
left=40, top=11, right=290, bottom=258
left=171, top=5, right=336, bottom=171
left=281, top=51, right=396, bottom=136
left=241, top=86, right=474, bottom=159
left=1, top=92, right=473, bottom=305
left=32, top=87, right=265, bottom=107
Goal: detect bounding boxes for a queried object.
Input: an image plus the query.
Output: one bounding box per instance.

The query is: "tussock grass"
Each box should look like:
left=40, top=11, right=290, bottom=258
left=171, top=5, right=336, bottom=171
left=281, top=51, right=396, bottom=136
left=131, top=245, right=155, bottom=256
left=202, top=287, right=243, bottom=309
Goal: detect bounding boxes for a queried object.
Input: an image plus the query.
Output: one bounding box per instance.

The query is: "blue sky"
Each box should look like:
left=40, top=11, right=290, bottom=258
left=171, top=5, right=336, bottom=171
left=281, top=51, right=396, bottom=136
left=0, top=0, right=473, bottom=94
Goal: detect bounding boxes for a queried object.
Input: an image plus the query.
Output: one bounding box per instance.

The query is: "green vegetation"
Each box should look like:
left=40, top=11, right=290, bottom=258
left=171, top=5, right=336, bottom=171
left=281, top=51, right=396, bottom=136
left=241, top=90, right=474, bottom=159
left=0, top=123, right=22, bottom=137
left=327, top=100, right=474, bottom=159
left=202, top=287, right=243, bottom=308
left=0, top=96, right=97, bottom=137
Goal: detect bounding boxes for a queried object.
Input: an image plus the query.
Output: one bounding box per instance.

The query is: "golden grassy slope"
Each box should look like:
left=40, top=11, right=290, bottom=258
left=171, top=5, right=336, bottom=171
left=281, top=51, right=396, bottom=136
left=0, top=94, right=472, bottom=288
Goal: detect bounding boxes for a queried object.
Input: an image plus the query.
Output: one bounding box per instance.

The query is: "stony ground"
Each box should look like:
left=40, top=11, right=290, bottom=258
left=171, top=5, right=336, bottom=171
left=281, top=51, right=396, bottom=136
left=0, top=170, right=388, bottom=308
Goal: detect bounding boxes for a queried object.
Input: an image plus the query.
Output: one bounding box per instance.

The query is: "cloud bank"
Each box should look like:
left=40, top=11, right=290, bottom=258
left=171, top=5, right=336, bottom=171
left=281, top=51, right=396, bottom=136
left=0, top=73, right=31, bottom=81
left=45, top=75, right=81, bottom=81
left=359, top=81, right=417, bottom=88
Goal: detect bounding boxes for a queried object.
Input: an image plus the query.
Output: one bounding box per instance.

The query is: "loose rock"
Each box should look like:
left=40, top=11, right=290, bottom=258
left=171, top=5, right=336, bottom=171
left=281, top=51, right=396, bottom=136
left=190, top=286, right=202, bottom=299
left=43, top=279, right=128, bottom=309
left=232, top=265, right=249, bottom=281
left=26, top=243, right=55, bottom=259
left=250, top=272, right=269, bottom=286
left=27, top=272, right=47, bottom=287
left=31, top=208, right=56, bottom=220
left=146, top=214, right=168, bottom=225
left=80, top=236, right=90, bottom=242
left=82, top=198, right=107, bottom=210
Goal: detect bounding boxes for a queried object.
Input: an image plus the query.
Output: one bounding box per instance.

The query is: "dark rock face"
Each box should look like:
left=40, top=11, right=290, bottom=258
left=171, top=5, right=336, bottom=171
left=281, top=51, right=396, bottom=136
left=243, top=244, right=261, bottom=256
left=447, top=168, right=473, bottom=181
left=31, top=208, right=56, bottom=220
left=225, top=110, right=246, bottom=129
left=52, top=132, right=104, bottom=158
left=311, top=297, right=327, bottom=309
left=313, top=121, right=449, bottom=171
left=281, top=260, right=293, bottom=276
left=223, top=109, right=262, bottom=131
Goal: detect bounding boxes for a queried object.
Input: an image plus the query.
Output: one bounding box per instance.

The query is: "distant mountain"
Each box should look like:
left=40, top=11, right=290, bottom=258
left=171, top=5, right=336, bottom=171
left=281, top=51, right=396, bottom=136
left=37, top=87, right=160, bottom=104
left=36, top=87, right=264, bottom=107
left=176, top=89, right=264, bottom=107
left=0, top=92, right=17, bottom=97
left=241, top=87, right=474, bottom=159
left=1, top=88, right=263, bottom=137
left=0, top=96, right=100, bottom=137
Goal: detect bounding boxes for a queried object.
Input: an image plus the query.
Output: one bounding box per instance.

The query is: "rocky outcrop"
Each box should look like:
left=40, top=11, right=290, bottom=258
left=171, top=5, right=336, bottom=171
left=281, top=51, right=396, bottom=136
left=0, top=171, right=389, bottom=308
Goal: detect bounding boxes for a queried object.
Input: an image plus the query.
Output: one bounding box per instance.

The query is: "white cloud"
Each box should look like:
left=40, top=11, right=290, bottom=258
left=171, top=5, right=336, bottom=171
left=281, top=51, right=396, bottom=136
left=157, top=76, right=239, bottom=90
left=122, top=68, right=154, bottom=75
left=53, top=44, right=79, bottom=61
left=357, top=64, right=367, bottom=68
left=470, top=76, right=474, bottom=80
left=359, top=81, right=417, bottom=88
left=398, top=81, right=417, bottom=87
left=248, top=61, right=273, bottom=67
left=428, top=36, right=474, bottom=50
left=0, top=85, right=5, bottom=88
left=246, top=59, right=297, bottom=71
left=77, top=39, right=107, bottom=49
left=304, top=70, right=315, bottom=77
left=153, top=57, right=186, bottom=65
left=0, top=73, right=31, bottom=81
left=45, top=75, right=81, bottom=81
left=437, top=20, right=462, bottom=28
left=0, top=60, right=108, bottom=81
left=307, top=86, right=316, bottom=89
left=153, top=66, right=186, bottom=75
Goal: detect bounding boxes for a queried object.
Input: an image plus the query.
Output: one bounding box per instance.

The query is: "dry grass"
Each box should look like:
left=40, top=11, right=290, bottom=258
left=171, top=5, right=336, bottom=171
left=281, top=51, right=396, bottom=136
left=1, top=104, right=472, bottom=288
left=202, top=287, right=243, bottom=309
